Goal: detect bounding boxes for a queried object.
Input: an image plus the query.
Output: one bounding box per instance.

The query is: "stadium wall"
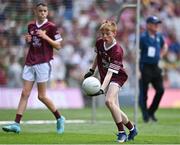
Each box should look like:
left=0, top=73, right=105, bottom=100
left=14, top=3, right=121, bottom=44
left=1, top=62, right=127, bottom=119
left=0, top=88, right=84, bottom=109
left=148, top=88, right=180, bottom=108
left=118, top=88, right=180, bottom=108
left=0, top=87, right=179, bottom=109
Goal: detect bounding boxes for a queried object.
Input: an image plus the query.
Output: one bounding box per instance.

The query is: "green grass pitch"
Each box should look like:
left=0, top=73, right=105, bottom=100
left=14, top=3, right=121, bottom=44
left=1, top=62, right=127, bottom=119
left=0, top=107, right=180, bottom=144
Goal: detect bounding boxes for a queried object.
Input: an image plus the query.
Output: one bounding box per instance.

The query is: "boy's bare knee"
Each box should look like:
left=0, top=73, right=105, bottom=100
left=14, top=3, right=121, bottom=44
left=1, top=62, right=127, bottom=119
left=21, top=90, right=30, bottom=99
left=105, top=100, right=113, bottom=108
left=38, top=95, right=47, bottom=101
left=38, top=95, right=43, bottom=101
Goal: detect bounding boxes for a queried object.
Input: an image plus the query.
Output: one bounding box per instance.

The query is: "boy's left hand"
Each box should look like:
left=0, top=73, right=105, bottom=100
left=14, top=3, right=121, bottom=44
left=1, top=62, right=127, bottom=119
left=84, top=69, right=94, bottom=79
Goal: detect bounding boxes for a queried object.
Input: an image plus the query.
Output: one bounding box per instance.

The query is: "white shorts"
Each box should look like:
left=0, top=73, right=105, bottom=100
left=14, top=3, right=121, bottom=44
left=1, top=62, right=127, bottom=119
left=22, top=62, right=52, bottom=83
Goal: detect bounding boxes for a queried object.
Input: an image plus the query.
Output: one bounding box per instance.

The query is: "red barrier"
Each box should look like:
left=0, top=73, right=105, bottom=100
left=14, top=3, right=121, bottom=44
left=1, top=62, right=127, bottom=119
left=148, top=88, right=180, bottom=108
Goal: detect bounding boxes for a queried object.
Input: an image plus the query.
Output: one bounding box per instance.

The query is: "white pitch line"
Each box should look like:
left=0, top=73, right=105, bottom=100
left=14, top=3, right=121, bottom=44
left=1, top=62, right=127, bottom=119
left=0, top=120, right=112, bottom=125
left=0, top=120, right=87, bottom=125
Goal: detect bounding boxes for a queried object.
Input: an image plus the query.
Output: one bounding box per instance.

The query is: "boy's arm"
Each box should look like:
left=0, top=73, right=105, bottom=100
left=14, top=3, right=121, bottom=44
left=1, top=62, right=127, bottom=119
left=36, top=29, right=61, bottom=50
left=84, top=54, right=97, bottom=79
left=90, top=70, right=113, bottom=96
left=100, top=70, right=113, bottom=91
left=91, top=55, right=97, bottom=71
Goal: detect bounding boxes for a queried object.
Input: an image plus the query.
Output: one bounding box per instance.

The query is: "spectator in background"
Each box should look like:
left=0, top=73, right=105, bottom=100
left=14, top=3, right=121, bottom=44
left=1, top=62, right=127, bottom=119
left=50, top=51, right=67, bottom=88
left=63, top=0, right=73, bottom=20
left=0, top=0, right=180, bottom=106
left=7, top=55, right=22, bottom=88
left=139, top=16, right=168, bottom=123
left=0, top=56, right=7, bottom=86
left=164, top=32, right=180, bottom=88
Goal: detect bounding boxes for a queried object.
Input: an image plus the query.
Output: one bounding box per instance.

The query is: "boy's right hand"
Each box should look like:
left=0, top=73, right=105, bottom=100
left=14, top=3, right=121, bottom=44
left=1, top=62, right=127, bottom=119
left=25, top=34, right=32, bottom=43
left=89, top=89, right=104, bottom=97
left=84, top=69, right=94, bottom=79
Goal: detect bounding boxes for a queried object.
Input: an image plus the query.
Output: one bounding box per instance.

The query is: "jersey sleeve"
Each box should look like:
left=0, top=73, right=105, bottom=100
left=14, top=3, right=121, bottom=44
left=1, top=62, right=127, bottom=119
left=108, top=59, right=122, bottom=74
left=94, top=40, right=99, bottom=53
left=50, top=25, right=62, bottom=42
left=108, top=49, right=123, bottom=74
left=95, top=38, right=103, bottom=53
left=27, top=24, right=32, bottom=34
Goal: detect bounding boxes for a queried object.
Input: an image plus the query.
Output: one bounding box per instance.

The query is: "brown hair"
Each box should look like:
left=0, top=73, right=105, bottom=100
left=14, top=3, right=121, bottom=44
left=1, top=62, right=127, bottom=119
left=35, top=1, right=47, bottom=7
left=99, top=20, right=117, bottom=33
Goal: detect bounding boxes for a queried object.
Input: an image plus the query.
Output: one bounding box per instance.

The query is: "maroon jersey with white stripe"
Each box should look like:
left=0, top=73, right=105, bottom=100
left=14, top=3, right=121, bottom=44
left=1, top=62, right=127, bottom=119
left=95, top=39, right=128, bottom=86
left=25, top=20, right=62, bottom=65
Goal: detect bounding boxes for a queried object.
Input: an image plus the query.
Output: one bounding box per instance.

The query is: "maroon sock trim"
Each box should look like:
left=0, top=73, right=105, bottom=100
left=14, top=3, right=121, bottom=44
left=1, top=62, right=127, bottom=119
left=125, top=121, right=133, bottom=130
left=116, top=122, right=124, bottom=132
left=15, top=114, right=22, bottom=124
left=53, top=110, right=61, bottom=120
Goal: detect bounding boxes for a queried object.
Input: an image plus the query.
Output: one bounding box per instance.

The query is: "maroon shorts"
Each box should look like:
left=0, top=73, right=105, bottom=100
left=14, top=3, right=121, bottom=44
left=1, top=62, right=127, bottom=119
left=101, top=72, right=128, bottom=87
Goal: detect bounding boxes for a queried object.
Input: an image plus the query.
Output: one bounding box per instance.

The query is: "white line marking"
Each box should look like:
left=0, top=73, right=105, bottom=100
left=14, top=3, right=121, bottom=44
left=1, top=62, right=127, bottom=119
left=0, top=120, right=87, bottom=125
left=0, top=120, right=112, bottom=125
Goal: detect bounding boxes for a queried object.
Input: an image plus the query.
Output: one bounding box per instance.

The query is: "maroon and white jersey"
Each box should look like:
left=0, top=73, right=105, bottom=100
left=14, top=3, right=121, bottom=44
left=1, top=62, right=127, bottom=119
left=95, top=39, right=128, bottom=86
left=25, top=19, right=62, bottom=65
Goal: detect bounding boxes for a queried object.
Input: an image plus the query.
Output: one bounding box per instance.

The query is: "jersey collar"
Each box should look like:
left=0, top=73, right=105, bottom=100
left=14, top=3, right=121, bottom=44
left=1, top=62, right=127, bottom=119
left=36, top=19, right=48, bottom=28
left=103, top=38, right=117, bottom=51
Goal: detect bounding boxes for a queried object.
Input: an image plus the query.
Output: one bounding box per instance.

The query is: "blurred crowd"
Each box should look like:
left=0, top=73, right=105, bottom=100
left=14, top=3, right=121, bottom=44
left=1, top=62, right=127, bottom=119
left=0, top=0, right=180, bottom=89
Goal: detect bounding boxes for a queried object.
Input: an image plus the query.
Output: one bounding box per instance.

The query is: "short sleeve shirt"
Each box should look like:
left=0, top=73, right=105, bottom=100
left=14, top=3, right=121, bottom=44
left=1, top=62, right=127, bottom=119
left=140, top=31, right=164, bottom=64
left=25, top=19, right=62, bottom=65
left=95, top=39, right=128, bottom=86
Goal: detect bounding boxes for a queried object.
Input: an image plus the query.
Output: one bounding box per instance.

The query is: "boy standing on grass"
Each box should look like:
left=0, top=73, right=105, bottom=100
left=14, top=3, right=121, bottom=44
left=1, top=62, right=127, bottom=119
left=84, top=20, right=138, bottom=143
left=2, top=1, right=65, bottom=134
